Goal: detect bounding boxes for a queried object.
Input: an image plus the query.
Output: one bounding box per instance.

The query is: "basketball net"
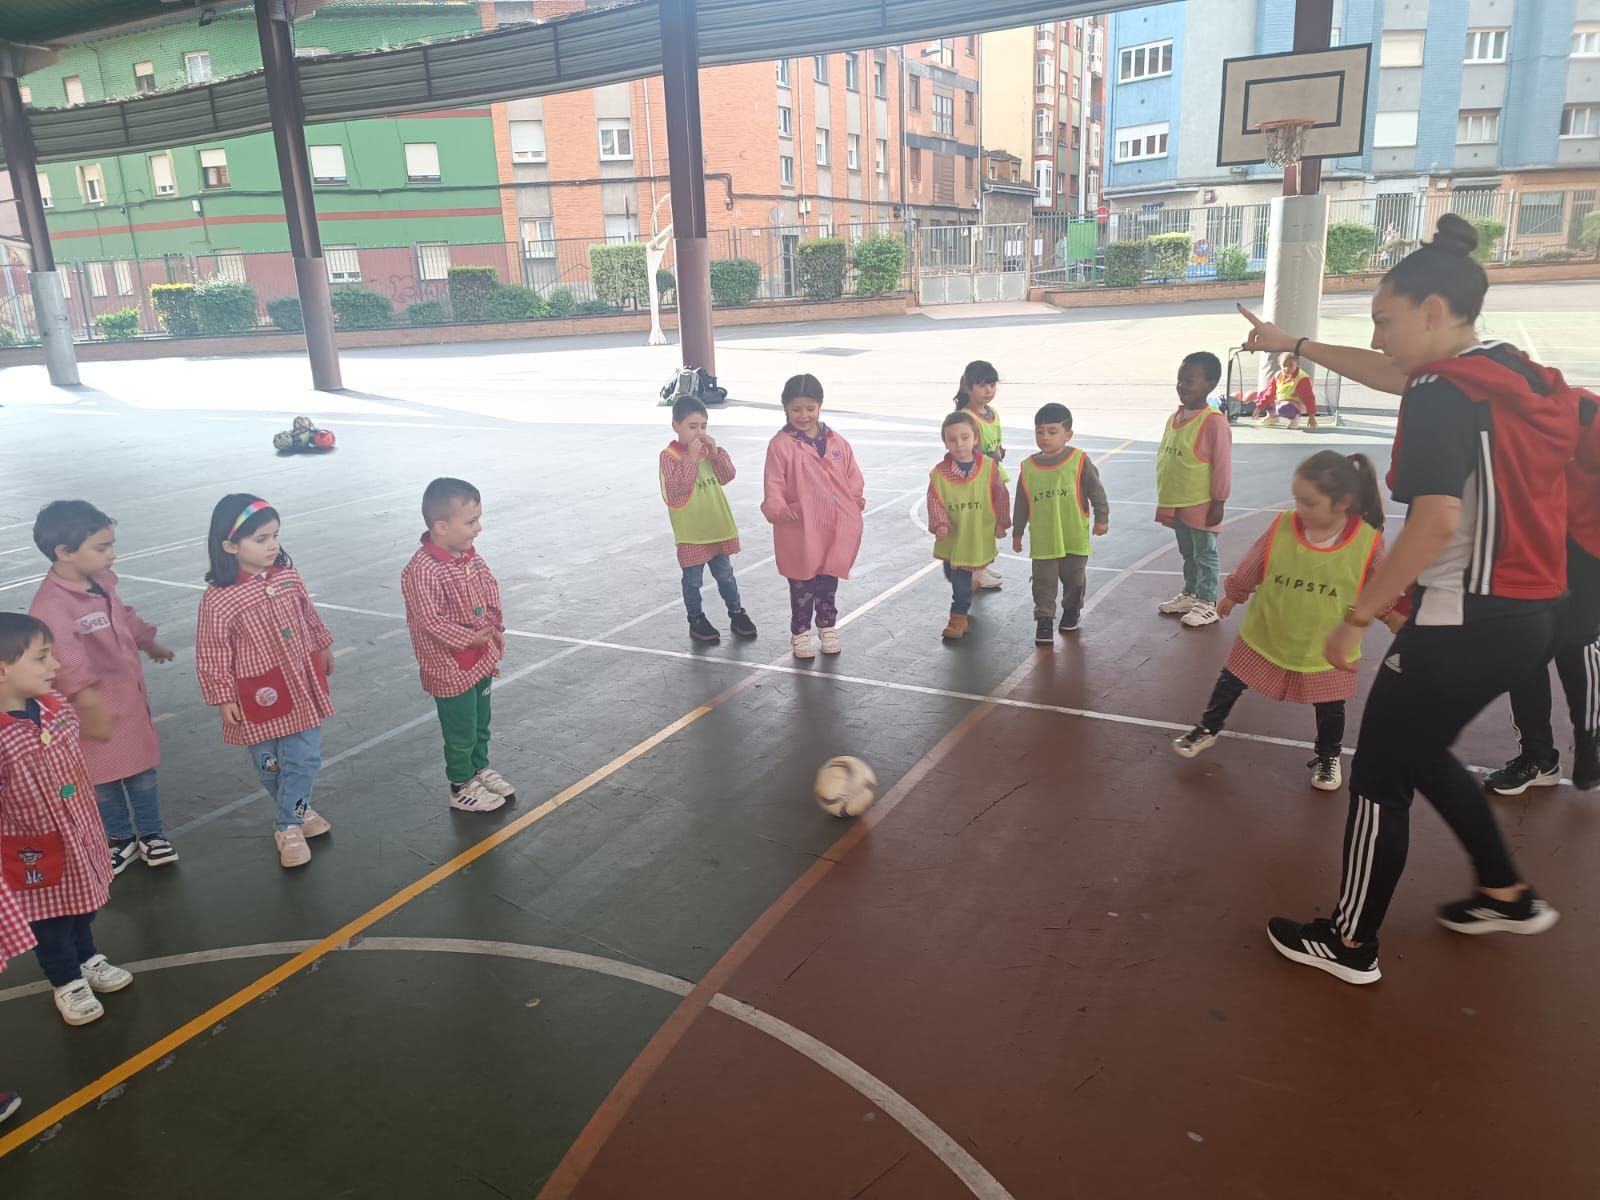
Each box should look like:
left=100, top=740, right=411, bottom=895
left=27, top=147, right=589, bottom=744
left=1257, top=118, right=1314, bottom=195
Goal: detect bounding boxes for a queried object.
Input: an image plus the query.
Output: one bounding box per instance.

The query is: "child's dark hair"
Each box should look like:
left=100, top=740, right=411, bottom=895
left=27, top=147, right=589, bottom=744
left=33, top=500, right=114, bottom=561
left=953, top=360, right=999, bottom=410
left=0, top=612, right=53, bottom=664
left=671, top=395, right=708, bottom=423
left=1034, top=403, right=1073, bottom=428
left=1181, top=351, right=1222, bottom=385
left=942, top=411, right=981, bottom=441
left=205, top=493, right=289, bottom=587
left=781, top=374, right=824, bottom=405
left=1297, top=451, right=1385, bottom=530
left=1382, top=213, right=1487, bottom=322
left=422, top=478, right=481, bottom=528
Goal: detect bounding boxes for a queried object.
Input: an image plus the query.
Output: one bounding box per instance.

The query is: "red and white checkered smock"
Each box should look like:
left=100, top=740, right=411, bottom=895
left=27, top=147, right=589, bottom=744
left=0, top=878, right=36, bottom=969
left=195, top=566, right=334, bottom=747
left=400, top=535, right=505, bottom=699
left=660, top=442, right=742, bottom=568
left=0, top=693, right=112, bottom=922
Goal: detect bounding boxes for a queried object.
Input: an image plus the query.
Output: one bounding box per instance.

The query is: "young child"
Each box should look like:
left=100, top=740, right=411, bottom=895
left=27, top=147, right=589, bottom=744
left=660, top=397, right=757, bottom=644
left=1012, top=403, right=1110, bottom=643
left=27, top=500, right=177, bottom=874
left=1155, top=351, right=1231, bottom=628
left=954, top=360, right=1006, bottom=590
left=762, top=375, right=866, bottom=660
left=195, top=495, right=336, bottom=869
left=929, top=411, right=1011, bottom=641
left=401, top=478, right=516, bottom=815
left=1173, top=452, right=1396, bottom=790
left=1254, top=354, right=1319, bottom=429
left=0, top=613, right=131, bottom=1027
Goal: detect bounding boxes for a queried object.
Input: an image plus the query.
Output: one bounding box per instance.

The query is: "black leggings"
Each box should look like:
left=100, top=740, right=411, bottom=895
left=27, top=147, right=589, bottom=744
left=1333, top=609, right=1557, bottom=945
left=1200, top=668, right=1345, bottom=757
left=1508, top=541, right=1600, bottom=757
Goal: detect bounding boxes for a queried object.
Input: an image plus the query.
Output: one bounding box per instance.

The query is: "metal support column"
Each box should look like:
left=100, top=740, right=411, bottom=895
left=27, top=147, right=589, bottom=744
left=255, top=0, right=341, bottom=391
left=0, top=43, right=78, bottom=385
left=659, top=0, right=715, bottom=377
left=1291, top=0, right=1334, bottom=196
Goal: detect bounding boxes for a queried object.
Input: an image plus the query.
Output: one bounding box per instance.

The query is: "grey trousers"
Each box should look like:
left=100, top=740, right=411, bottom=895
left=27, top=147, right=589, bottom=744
left=1031, top=555, right=1087, bottom=618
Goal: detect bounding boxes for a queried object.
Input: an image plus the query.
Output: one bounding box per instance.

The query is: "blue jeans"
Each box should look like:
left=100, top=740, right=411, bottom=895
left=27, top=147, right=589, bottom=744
left=247, top=726, right=323, bottom=831
left=944, top=563, right=974, bottom=615
left=31, top=912, right=98, bottom=988
left=97, top=767, right=163, bottom=841
left=682, top=554, right=742, bottom=619
left=1174, top=523, right=1220, bottom=602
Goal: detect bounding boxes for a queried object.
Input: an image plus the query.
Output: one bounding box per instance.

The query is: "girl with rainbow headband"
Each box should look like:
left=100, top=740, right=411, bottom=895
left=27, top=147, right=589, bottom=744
left=195, top=494, right=336, bottom=869
left=953, top=360, right=1007, bottom=590
left=1172, top=452, right=1397, bottom=791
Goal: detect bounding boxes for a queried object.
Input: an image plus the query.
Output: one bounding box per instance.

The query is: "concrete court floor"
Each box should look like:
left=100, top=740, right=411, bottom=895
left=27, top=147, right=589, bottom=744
left=0, top=301, right=1595, bottom=1198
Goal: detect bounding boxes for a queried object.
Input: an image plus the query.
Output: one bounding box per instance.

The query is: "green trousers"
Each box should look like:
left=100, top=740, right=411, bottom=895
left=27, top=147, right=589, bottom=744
left=434, top=677, right=492, bottom=785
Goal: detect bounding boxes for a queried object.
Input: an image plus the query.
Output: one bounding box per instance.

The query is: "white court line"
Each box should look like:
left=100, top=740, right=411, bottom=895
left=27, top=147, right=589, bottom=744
left=1518, top=322, right=1542, bottom=362
left=332, top=646, right=358, bottom=658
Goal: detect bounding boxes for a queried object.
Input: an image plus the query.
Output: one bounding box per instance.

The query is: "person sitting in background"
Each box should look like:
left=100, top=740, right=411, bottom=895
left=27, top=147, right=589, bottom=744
left=1254, top=354, right=1319, bottom=429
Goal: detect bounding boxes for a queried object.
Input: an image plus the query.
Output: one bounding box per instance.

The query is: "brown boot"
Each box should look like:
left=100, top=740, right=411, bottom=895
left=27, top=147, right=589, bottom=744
left=942, top=612, right=969, bottom=640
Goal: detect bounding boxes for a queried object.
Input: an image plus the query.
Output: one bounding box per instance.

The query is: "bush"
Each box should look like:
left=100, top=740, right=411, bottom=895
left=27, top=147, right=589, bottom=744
left=1214, top=244, right=1250, bottom=282
left=574, top=298, right=621, bottom=316
left=150, top=283, right=199, bottom=336
left=446, top=266, right=499, bottom=322
left=655, top=268, right=676, bottom=302
left=487, top=285, right=545, bottom=322
left=330, top=288, right=392, bottom=329
left=1465, top=216, right=1505, bottom=263
left=1584, top=211, right=1600, bottom=253
left=191, top=278, right=260, bottom=335
left=266, top=296, right=303, bottom=332
left=1103, top=240, right=1146, bottom=288
left=795, top=237, right=847, bottom=300
left=1529, top=248, right=1579, bottom=263
left=1325, top=222, right=1378, bottom=275
left=589, top=243, right=649, bottom=308
left=0, top=324, right=15, bottom=347
left=1148, top=232, right=1193, bottom=282
left=405, top=300, right=449, bottom=326
left=543, top=287, right=576, bottom=318
left=94, top=307, right=141, bottom=340
left=852, top=233, right=906, bottom=296
left=709, top=258, right=761, bottom=307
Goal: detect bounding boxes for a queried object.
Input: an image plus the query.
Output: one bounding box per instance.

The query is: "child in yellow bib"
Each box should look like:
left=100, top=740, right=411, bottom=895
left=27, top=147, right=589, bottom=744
left=953, top=360, right=1008, bottom=592
left=1173, top=452, right=1398, bottom=792
left=660, top=396, right=757, bottom=644
left=1012, top=403, right=1110, bottom=643
left=1155, top=351, right=1231, bottom=628
left=928, top=412, right=1011, bottom=641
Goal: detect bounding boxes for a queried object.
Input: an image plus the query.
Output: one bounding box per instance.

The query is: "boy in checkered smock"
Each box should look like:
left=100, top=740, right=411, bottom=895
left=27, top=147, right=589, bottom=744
left=401, top=478, right=516, bottom=815
left=0, top=613, right=133, bottom=1028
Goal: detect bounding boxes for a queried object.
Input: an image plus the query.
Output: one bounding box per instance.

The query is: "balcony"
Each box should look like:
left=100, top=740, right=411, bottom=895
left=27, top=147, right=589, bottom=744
left=1036, top=87, right=1055, bottom=105
left=1035, top=135, right=1055, bottom=156
left=1037, top=31, right=1056, bottom=49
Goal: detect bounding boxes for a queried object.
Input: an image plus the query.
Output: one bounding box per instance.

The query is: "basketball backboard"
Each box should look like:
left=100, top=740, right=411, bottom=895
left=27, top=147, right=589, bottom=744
left=1217, top=44, right=1371, bottom=167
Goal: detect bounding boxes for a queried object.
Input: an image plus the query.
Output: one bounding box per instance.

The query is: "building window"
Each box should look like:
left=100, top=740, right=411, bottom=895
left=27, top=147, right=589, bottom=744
left=778, top=105, right=792, bottom=137
left=1464, top=29, right=1508, bottom=64
left=932, top=93, right=954, bottom=135
left=1457, top=110, right=1499, bottom=144
left=963, top=155, right=973, bottom=188
left=597, top=120, right=633, bottom=161
left=1373, top=111, right=1419, bottom=148
left=1118, top=40, right=1173, bottom=83
left=1561, top=105, right=1599, bottom=138
left=212, top=252, right=245, bottom=285
left=848, top=133, right=860, bottom=170
left=64, top=76, right=85, bottom=106
left=814, top=55, right=828, bottom=83
left=521, top=218, right=555, bottom=258
left=1380, top=31, right=1425, bottom=68
left=37, top=172, right=52, bottom=209
left=418, top=243, right=451, bottom=281
left=134, top=61, right=155, bottom=94
left=185, top=52, right=212, bottom=84
left=309, top=144, right=347, bottom=184
left=510, top=120, right=547, bottom=163
left=114, top=260, right=135, bottom=296
left=776, top=59, right=790, bottom=87
left=816, top=127, right=829, bottom=165
left=845, top=53, right=859, bottom=92
left=1071, top=75, right=1080, bottom=99
left=325, top=245, right=362, bottom=283
left=780, top=155, right=794, bottom=186
left=965, top=93, right=975, bottom=123
left=1113, top=122, right=1169, bottom=162
left=1035, top=161, right=1054, bottom=204
left=200, top=148, right=230, bottom=189
left=1575, top=25, right=1600, bottom=57
left=909, top=76, right=921, bottom=110
left=603, top=213, right=638, bottom=244
left=88, top=262, right=108, bottom=298
left=965, top=35, right=976, bottom=57
left=79, top=163, right=106, bottom=204
left=1516, top=191, right=1564, bottom=237
left=874, top=60, right=887, bottom=99
left=404, top=142, right=441, bottom=181
left=876, top=138, right=887, bottom=175
left=1036, top=57, right=1054, bottom=87
left=149, top=152, right=176, bottom=196
left=910, top=147, right=922, bottom=183
left=1036, top=108, right=1052, bottom=138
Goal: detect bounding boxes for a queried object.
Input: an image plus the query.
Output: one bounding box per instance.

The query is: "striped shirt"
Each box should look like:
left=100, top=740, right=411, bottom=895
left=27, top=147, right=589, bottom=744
left=400, top=536, right=505, bottom=698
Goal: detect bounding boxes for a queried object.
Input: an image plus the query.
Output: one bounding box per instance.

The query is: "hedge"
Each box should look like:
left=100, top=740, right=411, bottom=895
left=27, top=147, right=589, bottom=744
left=487, top=285, right=544, bottom=322
left=589, top=243, right=649, bottom=308
left=266, top=296, right=303, bottom=332
left=1465, top=216, right=1505, bottom=263
left=330, top=288, right=393, bottom=329
left=795, top=237, right=847, bottom=300
left=1148, top=233, right=1193, bottom=282
left=150, top=283, right=200, bottom=336
left=405, top=300, right=449, bottom=326
left=0, top=324, right=16, bottom=347
left=655, top=268, right=676, bottom=302
left=1325, top=222, right=1377, bottom=274
left=574, top=298, right=622, bottom=316
left=1103, top=241, right=1146, bottom=288
left=193, top=278, right=260, bottom=335
left=94, top=307, right=141, bottom=340
left=1584, top=211, right=1600, bottom=252
left=447, top=266, right=499, bottom=322
left=543, top=287, right=576, bottom=318
left=853, top=233, right=905, bottom=296
left=1214, top=244, right=1250, bottom=282
left=709, top=259, right=761, bottom=307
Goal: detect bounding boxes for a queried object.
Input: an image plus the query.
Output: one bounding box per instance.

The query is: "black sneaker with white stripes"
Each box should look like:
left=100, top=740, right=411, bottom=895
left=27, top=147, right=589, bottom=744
left=108, top=837, right=140, bottom=877
left=1484, top=752, right=1561, bottom=796
left=1266, top=916, right=1380, bottom=985
left=1437, top=889, right=1560, bottom=936
left=139, top=836, right=179, bottom=867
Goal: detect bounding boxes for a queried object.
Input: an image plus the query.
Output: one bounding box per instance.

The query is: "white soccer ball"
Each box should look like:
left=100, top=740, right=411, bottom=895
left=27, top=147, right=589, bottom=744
left=814, top=755, right=877, bottom=818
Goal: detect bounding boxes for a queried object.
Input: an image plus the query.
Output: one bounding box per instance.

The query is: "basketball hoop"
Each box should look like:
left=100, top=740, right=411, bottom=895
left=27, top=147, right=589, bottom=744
left=1256, top=118, right=1314, bottom=170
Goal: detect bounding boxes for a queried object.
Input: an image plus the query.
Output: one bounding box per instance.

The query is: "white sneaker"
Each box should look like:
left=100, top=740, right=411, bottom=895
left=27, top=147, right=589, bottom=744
left=817, top=627, right=841, bottom=655
left=80, top=954, right=133, bottom=994
left=1158, top=592, right=1198, bottom=615
left=974, top=567, right=1003, bottom=590
left=1181, top=602, right=1221, bottom=627
left=54, top=980, right=104, bottom=1027
left=474, top=768, right=518, bottom=801
left=299, top=808, right=332, bottom=838
left=792, top=632, right=816, bottom=660
left=449, top=778, right=506, bottom=813
left=275, top=826, right=312, bottom=868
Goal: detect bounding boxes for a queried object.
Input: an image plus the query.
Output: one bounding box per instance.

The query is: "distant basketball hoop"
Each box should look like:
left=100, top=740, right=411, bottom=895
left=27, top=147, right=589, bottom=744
left=1256, top=118, right=1315, bottom=170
